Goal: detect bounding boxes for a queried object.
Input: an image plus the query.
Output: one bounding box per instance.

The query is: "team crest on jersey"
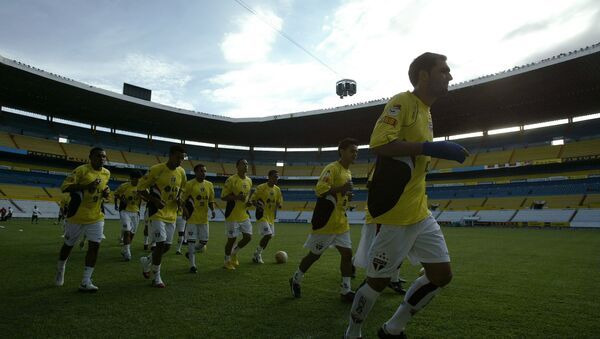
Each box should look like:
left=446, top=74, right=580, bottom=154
left=200, top=187, right=205, bottom=192
left=322, top=170, right=331, bottom=183
left=372, top=251, right=389, bottom=271
left=381, top=116, right=397, bottom=127
left=170, top=176, right=176, bottom=183
left=388, top=105, right=401, bottom=116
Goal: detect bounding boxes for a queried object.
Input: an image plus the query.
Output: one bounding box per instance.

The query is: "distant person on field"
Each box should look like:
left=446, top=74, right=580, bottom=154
left=31, top=205, right=41, bottom=224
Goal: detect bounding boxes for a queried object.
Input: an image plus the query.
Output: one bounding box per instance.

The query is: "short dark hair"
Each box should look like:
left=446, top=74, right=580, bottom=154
left=268, top=169, right=279, bottom=177
left=338, top=137, right=359, bottom=156
left=89, top=147, right=104, bottom=156
left=408, top=52, right=447, bottom=87
left=169, top=144, right=186, bottom=155
left=193, top=163, right=206, bottom=171
left=236, top=159, right=247, bottom=166
left=130, top=170, right=143, bottom=179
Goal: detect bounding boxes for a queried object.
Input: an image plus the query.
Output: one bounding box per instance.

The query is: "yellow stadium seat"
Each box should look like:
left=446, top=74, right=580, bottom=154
left=0, top=184, right=51, bottom=200
left=445, top=198, right=485, bottom=210
left=428, top=199, right=450, bottom=210
left=0, top=131, right=17, bottom=148
left=284, top=201, right=308, bottom=211
left=351, top=163, right=373, bottom=178
left=254, top=165, right=280, bottom=177
left=582, top=194, right=600, bottom=208
left=284, top=165, right=314, bottom=176
left=484, top=197, right=526, bottom=209
left=511, top=144, right=560, bottom=162
left=473, top=150, right=512, bottom=166
left=434, top=154, right=475, bottom=170
left=221, top=162, right=236, bottom=175
left=522, top=195, right=583, bottom=209
left=122, top=151, right=159, bottom=167
left=561, top=139, right=600, bottom=159
left=12, top=134, right=65, bottom=156
left=62, top=143, right=93, bottom=161
left=105, top=148, right=127, bottom=164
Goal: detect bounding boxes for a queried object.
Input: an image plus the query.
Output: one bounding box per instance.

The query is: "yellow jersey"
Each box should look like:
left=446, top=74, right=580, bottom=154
left=221, top=174, right=252, bottom=222
left=312, top=161, right=351, bottom=234
left=368, top=91, right=432, bottom=226
left=114, top=182, right=142, bottom=213
left=137, top=163, right=187, bottom=223
left=61, top=164, right=111, bottom=224
left=183, top=179, right=215, bottom=224
left=253, top=183, right=283, bottom=224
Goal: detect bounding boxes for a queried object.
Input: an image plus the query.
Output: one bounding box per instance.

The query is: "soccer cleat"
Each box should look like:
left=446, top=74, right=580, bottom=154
left=55, top=269, right=65, bottom=287
left=175, top=250, right=182, bottom=255
left=388, top=281, right=406, bottom=295
left=78, top=281, right=99, bottom=292
left=223, top=260, right=236, bottom=270
left=289, top=278, right=301, bottom=298
left=252, top=253, right=264, bottom=264
left=340, top=290, right=356, bottom=303
left=140, top=256, right=151, bottom=279
left=189, top=266, right=197, bottom=274
left=377, top=325, right=407, bottom=339
left=231, top=254, right=240, bottom=267
left=152, top=278, right=166, bottom=288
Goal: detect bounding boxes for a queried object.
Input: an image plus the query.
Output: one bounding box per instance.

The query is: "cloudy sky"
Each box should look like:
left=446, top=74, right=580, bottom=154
left=2, top=0, right=599, bottom=118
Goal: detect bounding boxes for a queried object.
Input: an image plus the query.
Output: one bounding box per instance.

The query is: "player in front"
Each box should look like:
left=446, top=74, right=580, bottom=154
left=289, top=138, right=359, bottom=302
left=182, top=163, right=216, bottom=273
left=251, top=169, right=283, bottom=264
left=114, top=171, right=143, bottom=261
left=344, top=53, right=469, bottom=339
left=137, top=145, right=187, bottom=288
left=221, top=159, right=253, bottom=270
left=54, top=147, right=111, bottom=292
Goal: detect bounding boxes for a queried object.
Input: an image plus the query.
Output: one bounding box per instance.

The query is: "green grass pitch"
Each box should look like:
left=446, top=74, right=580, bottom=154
left=0, top=219, right=599, bottom=338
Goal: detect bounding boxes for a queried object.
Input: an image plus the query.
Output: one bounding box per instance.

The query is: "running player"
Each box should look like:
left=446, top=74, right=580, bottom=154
left=114, top=171, right=143, bottom=261
left=251, top=169, right=283, bottom=264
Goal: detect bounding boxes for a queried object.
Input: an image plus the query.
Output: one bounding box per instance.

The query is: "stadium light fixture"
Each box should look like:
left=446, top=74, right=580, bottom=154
left=448, top=131, right=484, bottom=140
left=218, top=144, right=250, bottom=151
left=551, top=139, right=564, bottom=146
left=523, top=119, right=568, bottom=130
left=115, top=129, right=147, bottom=139
left=432, top=137, right=446, bottom=142
left=58, top=137, right=69, bottom=144
left=321, top=146, right=338, bottom=152
left=487, top=126, right=521, bottom=135
left=573, top=112, right=600, bottom=122
left=153, top=135, right=181, bottom=143
left=276, top=162, right=284, bottom=167
left=2, top=106, right=46, bottom=120
left=186, top=140, right=215, bottom=148
left=254, top=147, right=286, bottom=152
left=286, top=147, right=319, bottom=152
left=357, top=144, right=370, bottom=149
left=95, top=126, right=111, bottom=133
left=53, top=117, right=91, bottom=129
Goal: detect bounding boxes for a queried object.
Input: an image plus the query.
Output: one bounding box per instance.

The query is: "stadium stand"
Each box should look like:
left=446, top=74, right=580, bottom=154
left=511, top=209, right=576, bottom=223
left=476, top=209, right=517, bottom=223
left=570, top=209, right=600, bottom=228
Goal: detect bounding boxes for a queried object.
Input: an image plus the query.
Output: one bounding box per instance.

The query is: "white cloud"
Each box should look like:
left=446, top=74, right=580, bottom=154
left=221, top=8, right=283, bottom=63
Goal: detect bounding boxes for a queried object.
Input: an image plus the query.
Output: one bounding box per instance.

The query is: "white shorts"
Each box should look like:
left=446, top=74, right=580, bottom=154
left=303, top=231, right=352, bottom=255
left=120, top=211, right=140, bottom=233
left=257, top=221, right=275, bottom=236
left=149, top=220, right=176, bottom=244
left=64, top=221, right=104, bottom=246
left=225, top=219, right=252, bottom=238
left=186, top=223, right=209, bottom=242
left=353, top=223, right=379, bottom=269
left=366, top=215, right=450, bottom=278
left=176, top=216, right=186, bottom=233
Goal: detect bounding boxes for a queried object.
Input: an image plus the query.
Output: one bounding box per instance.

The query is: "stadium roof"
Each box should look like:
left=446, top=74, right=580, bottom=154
left=1, top=44, right=600, bottom=147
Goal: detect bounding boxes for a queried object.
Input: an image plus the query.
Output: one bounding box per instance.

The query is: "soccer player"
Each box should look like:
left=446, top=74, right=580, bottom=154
left=54, top=147, right=111, bottom=292
left=182, top=163, right=216, bottom=273
left=31, top=205, right=41, bottom=224
left=344, top=53, right=469, bottom=339
left=251, top=169, right=283, bottom=264
left=221, top=159, right=253, bottom=270
left=289, top=138, right=359, bottom=302
left=137, top=145, right=187, bottom=288
left=174, top=206, right=186, bottom=255
left=114, top=171, right=143, bottom=261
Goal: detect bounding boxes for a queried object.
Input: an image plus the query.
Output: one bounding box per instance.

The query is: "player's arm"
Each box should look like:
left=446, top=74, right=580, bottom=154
left=61, top=168, right=98, bottom=193
left=220, top=178, right=244, bottom=201
left=316, top=166, right=352, bottom=198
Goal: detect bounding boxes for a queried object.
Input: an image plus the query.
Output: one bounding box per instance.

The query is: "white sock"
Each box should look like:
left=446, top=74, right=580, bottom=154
left=390, top=270, right=400, bottom=283
left=255, top=246, right=263, bottom=255
left=57, top=259, right=67, bottom=271
left=144, top=236, right=149, bottom=245
left=346, top=283, right=381, bottom=339
left=188, top=243, right=196, bottom=267
left=177, top=235, right=184, bottom=251
left=341, top=276, right=352, bottom=293
left=232, top=245, right=240, bottom=256
left=82, top=266, right=94, bottom=284
left=384, top=275, right=441, bottom=334
left=125, top=244, right=131, bottom=255
left=224, top=255, right=231, bottom=261
left=293, top=269, right=304, bottom=284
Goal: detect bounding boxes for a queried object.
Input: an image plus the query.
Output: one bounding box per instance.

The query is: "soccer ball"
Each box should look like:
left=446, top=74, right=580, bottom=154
left=275, top=251, right=288, bottom=264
